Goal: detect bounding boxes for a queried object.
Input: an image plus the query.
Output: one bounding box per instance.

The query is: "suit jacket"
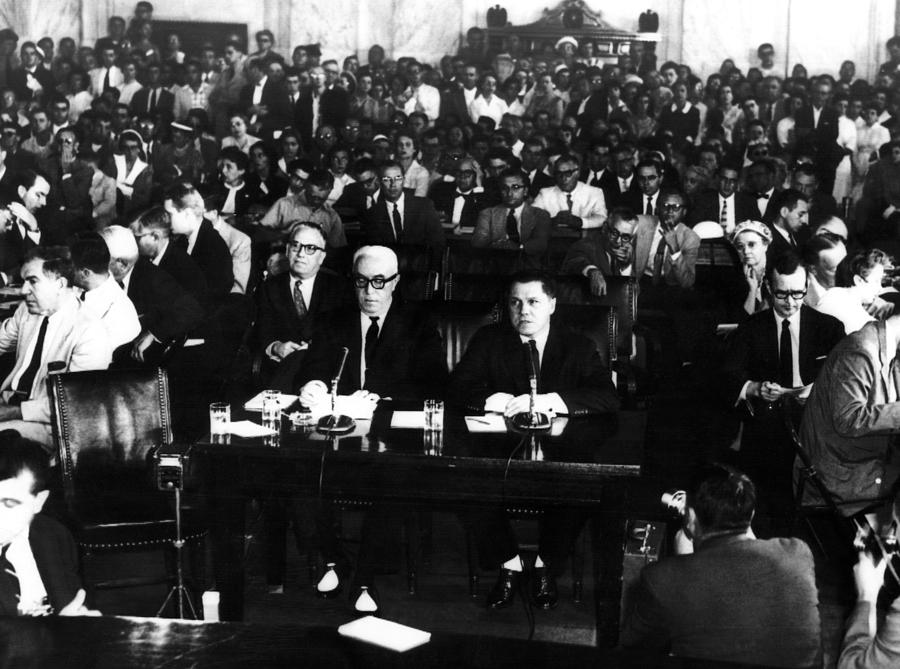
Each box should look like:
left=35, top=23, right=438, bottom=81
left=362, top=193, right=446, bottom=255
left=440, top=87, right=471, bottom=124
left=128, top=87, right=175, bottom=116
left=208, top=180, right=265, bottom=217
left=238, top=79, right=284, bottom=116
left=428, top=181, right=490, bottom=228
left=471, top=203, right=551, bottom=256
left=527, top=170, right=556, bottom=200
left=446, top=322, right=620, bottom=415
left=0, top=514, right=83, bottom=616
left=0, top=293, right=111, bottom=425
left=186, top=219, right=234, bottom=303
left=9, top=67, right=54, bottom=102
left=798, top=320, right=900, bottom=516
left=605, top=174, right=642, bottom=209
left=687, top=189, right=759, bottom=226
left=633, top=217, right=701, bottom=288
left=657, top=104, right=701, bottom=148
left=795, top=105, right=842, bottom=178
left=37, top=155, right=93, bottom=239
left=157, top=241, right=210, bottom=316
left=721, top=305, right=845, bottom=407
left=620, top=534, right=820, bottom=668
left=126, top=257, right=204, bottom=345
left=560, top=229, right=619, bottom=277
left=334, top=181, right=375, bottom=221
left=298, top=301, right=448, bottom=401
left=255, top=269, right=350, bottom=351
left=0, top=222, right=38, bottom=280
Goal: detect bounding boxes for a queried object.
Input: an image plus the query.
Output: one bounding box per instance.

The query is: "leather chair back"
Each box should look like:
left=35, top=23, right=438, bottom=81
left=434, top=302, right=502, bottom=372
left=556, top=275, right=636, bottom=359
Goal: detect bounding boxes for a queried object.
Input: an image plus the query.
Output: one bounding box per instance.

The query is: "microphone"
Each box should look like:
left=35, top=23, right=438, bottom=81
left=316, top=346, right=356, bottom=434
left=511, top=340, right=551, bottom=431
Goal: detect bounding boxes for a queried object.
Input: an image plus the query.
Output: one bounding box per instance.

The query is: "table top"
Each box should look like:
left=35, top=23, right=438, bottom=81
left=0, top=614, right=779, bottom=669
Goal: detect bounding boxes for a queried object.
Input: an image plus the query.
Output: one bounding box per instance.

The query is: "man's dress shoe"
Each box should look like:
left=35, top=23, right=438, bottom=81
left=486, top=568, right=520, bottom=609
left=531, top=567, right=558, bottom=610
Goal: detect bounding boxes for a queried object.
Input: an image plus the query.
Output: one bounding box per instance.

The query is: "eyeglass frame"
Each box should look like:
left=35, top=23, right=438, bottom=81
left=770, top=288, right=807, bottom=301
left=352, top=273, right=399, bottom=290
left=286, top=241, right=325, bottom=255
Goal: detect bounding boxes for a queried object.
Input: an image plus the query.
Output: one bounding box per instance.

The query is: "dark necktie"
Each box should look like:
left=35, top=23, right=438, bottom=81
left=779, top=318, right=793, bottom=387
left=645, top=196, right=653, bottom=216
left=364, top=316, right=380, bottom=370
left=391, top=203, right=402, bottom=241
left=652, top=238, right=667, bottom=285
left=590, top=172, right=602, bottom=187
left=12, top=316, right=48, bottom=403
left=566, top=193, right=573, bottom=212
left=0, top=545, right=19, bottom=613
left=293, top=280, right=308, bottom=318
left=720, top=199, right=728, bottom=227
left=506, top=208, right=520, bottom=243
left=103, top=68, right=112, bottom=92
left=788, top=231, right=797, bottom=247
left=149, top=88, right=157, bottom=112
left=526, top=339, right=540, bottom=391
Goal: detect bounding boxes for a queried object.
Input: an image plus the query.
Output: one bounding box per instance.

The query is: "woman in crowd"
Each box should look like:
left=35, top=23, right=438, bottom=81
left=525, top=72, right=564, bottom=126
left=731, top=221, right=772, bottom=316
left=394, top=131, right=429, bottom=196
left=468, top=73, right=507, bottom=125
left=221, top=112, right=260, bottom=155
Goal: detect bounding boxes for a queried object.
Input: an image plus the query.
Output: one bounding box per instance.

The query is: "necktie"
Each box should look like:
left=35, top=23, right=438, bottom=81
left=590, top=172, right=602, bottom=187
left=610, top=256, right=619, bottom=276
left=364, top=316, right=380, bottom=370
left=293, top=279, right=308, bottom=318
left=645, top=196, right=653, bottom=216
left=149, top=88, right=157, bottom=112
left=117, top=279, right=125, bottom=290
left=506, top=208, right=520, bottom=243
left=13, top=316, right=48, bottom=403
left=0, top=545, right=19, bottom=613
left=779, top=318, right=793, bottom=387
left=788, top=231, right=797, bottom=247
left=757, top=191, right=770, bottom=200
left=526, top=339, right=540, bottom=391
left=720, top=199, right=728, bottom=227
left=652, top=237, right=667, bottom=284
left=566, top=193, right=573, bottom=212
left=103, top=68, right=111, bottom=92
left=391, top=203, right=402, bottom=241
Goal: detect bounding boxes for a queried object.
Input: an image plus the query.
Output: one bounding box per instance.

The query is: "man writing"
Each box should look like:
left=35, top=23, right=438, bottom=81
left=532, top=153, right=607, bottom=230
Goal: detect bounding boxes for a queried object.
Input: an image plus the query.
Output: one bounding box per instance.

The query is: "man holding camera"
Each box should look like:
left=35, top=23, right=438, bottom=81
left=621, top=463, right=820, bottom=667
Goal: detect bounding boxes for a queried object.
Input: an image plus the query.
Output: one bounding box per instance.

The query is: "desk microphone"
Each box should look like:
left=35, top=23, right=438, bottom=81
left=317, top=346, right=356, bottom=434
left=511, top=340, right=551, bottom=431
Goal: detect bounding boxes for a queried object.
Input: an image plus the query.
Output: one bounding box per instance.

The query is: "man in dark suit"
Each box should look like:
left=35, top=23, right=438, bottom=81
left=743, top=158, right=780, bottom=222
left=472, top=169, right=550, bottom=264
left=581, top=138, right=617, bottom=204
left=439, top=63, right=478, bottom=124
left=297, top=245, right=448, bottom=612
left=0, top=170, right=50, bottom=283
left=37, top=128, right=93, bottom=242
left=791, top=164, right=838, bottom=227
left=561, top=206, right=639, bottom=296
left=606, top=143, right=641, bottom=209
left=101, top=224, right=203, bottom=367
left=721, top=252, right=844, bottom=521
left=362, top=161, right=445, bottom=264
left=794, top=79, right=841, bottom=194
left=619, top=158, right=665, bottom=217
left=255, top=221, right=350, bottom=391
left=429, top=157, right=489, bottom=230
left=688, top=163, right=758, bottom=231
left=334, top=158, right=381, bottom=222
left=658, top=81, right=701, bottom=152
left=621, top=463, right=820, bottom=667
left=447, top=270, right=619, bottom=610
left=766, top=189, right=809, bottom=262
left=128, top=63, right=174, bottom=117
left=572, top=67, right=607, bottom=136
left=9, top=42, right=53, bottom=103
left=520, top=138, right=556, bottom=200
left=0, top=431, right=99, bottom=617
left=238, top=57, right=284, bottom=135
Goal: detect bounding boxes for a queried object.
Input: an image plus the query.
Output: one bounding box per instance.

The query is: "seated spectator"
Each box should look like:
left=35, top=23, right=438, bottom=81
left=258, top=167, right=347, bottom=249
left=533, top=153, right=607, bottom=230
left=561, top=207, right=640, bottom=296
left=803, top=232, right=848, bottom=307
left=211, top=146, right=264, bottom=220
left=815, top=249, right=890, bottom=333
left=0, top=431, right=100, bottom=616
left=472, top=169, right=550, bottom=263
left=429, top=157, right=487, bottom=231
left=394, top=131, right=429, bottom=197
left=152, top=121, right=205, bottom=190
left=104, top=128, right=152, bottom=225
left=325, top=143, right=355, bottom=206
left=0, top=170, right=51, bottom=282
left=620, top=463, right=821, bottom=668
left=82, top=148, right=116, bottom=230
left=730, top=220, right=772, bottom=316
left=334, top=158, right=380, bottom=221
left=0, top=246, right=110, bottom=448
left=220, top=112, right=260, bottom=155
left=687, top=162, right=757, bottom=232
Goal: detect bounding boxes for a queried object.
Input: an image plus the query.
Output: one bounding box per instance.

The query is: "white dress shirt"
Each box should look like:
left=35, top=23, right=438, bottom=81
left=6, top=528, right=48, bottom=615
left=532, top=182, right=607, bottom=229
left=516, top=328, right=567, bottom=413
left=81, top=275, right=141, bottom=349
left=756, top=188, right=774, bottom=217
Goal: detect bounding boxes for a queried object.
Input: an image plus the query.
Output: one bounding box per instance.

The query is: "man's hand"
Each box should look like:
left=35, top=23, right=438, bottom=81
left=484, top=392, right=514, bottom=413
left=747, top=381, right=785, bottom=402
left=883, top=204, right=898, bottom=220
left=612, top=244, right=633, bottom=266
left=299, top=380, right=328, bottom=407
left=853, top=551, right=888, bottom=603
left=0, top=208, right=13, bottom=233
left=130, top=331, right=158, bottom=363
left=866, top=296, right=895, bottom=319
left=272, top=341, right=307, bottom=361
left=502, top=393, right=557, bottom=417
left=58, top=589, right=101, bottom=617
left=588, top=268, right=607, bottom=296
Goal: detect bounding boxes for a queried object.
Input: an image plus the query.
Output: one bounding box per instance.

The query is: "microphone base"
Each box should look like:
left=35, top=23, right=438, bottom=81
left=316, top=414, right=356, bottom=434
left=510, top=412, right=552, bottom=432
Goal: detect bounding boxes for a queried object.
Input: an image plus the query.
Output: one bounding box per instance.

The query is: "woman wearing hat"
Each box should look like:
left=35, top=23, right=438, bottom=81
left=730, top=220, right=772, bottom=316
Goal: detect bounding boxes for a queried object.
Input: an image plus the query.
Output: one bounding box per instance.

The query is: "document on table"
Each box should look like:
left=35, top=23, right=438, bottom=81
left=226, top=420, right=277, bottom=438
left=338, top=615, right=431, bottom=652
left=243, top=392, right=299, bottom=411
left=391, top=411, right=426, bottom=428
left=464, top=414, right=507, bottom=433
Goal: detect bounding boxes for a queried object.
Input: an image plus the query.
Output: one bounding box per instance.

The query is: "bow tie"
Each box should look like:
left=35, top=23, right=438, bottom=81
left=456, top=190, right=472, bottom=198
left=756, top=192, right=770, bottom=199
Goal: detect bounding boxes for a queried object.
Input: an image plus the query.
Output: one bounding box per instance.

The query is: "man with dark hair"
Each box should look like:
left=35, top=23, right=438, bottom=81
left=334, top=158, right=380, bottom=220
left=129, top=62, right=174, bottom=116
left=791, top=164, right=838, bottom=227
left=743, top=159, right=780, bottom=220
left=70, top=231, right=140, bottom=349
left=520, top=137, right=555, bottom=199
left=621, top=463, right=820, bottom=667
left=620, top=158, right=664, bottom=217
left=0, top=430, right=99, bottom=616
left=448, top=270, right=619, bottom=610
left=794, top=78, right=841, bottom=194
left=767, top=189, right=810, bottom=260
left=472, top=169, right=550, bottom=262
left=0, top=169, right=50, bottom=283
left=687, top=162, right=757, bottom=232
left=38, top=127, right=93, bottom=240
left=561, top=206, right=640, bottom=296
left=721, top=252, right=844, bottom=517
left=0, top=246, right=110, bottom=447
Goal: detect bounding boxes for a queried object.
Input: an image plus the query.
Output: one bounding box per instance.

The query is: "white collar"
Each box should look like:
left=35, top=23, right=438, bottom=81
left=671, top=101, right=693, bottom=113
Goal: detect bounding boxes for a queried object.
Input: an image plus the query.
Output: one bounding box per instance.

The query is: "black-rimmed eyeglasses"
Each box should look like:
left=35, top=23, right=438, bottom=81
left=287, top=242, right=325, bottom=255
left=352, top=273, right=398, bottom=289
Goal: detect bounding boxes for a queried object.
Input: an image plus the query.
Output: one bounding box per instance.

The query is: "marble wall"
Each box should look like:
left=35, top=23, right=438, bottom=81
left=2, top=0, right=896, bottom=81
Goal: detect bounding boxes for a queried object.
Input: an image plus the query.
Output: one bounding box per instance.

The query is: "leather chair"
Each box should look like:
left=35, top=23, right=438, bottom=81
left=442, top=247, right=523, bottom=302
left=396, top=244, right=439, bottom=302
left=48, top=367, right=206, bottom=604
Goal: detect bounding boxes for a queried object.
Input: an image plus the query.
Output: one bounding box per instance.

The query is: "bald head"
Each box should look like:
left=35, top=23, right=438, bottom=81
left=100, top=224, right=139, bottom=280
left=816, top=216, right=849, bottom=241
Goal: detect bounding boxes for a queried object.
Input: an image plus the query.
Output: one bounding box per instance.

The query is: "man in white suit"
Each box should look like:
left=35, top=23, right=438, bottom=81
left=532, top=153, right=607, bottom=230
left=0, top=246, right=111, bottom=449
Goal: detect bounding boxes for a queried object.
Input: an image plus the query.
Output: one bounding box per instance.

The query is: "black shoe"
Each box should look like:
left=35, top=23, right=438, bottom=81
left=486, top=568, right=520, bottom=609
left=315, top=562, right=343, bottom=599
left=530, top=567, right=558, bottom=610
left=351, top=584, right=380, bottom=613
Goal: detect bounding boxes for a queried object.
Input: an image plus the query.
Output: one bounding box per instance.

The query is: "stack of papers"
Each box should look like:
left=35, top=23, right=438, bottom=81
left=338, top=615, right=430, bottom=652
left=225, top=421, right=277, bottom=438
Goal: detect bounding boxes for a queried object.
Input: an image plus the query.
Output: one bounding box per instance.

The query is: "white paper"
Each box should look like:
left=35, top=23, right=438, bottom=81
left=390, top=411, right=426, bottom=429
left=337, top=615, right=431, bottom=653
left=244, top=391, right=299, bottom=412
left=465, top=414, right=508, bottom=433
left=305, top=393, right=378, bottom=421
left=715, top=324, right=738, bottom=335
left=226, top=420, right=277, bottom=438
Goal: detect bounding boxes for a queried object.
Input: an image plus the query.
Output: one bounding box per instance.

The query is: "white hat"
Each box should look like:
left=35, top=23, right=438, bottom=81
left=555, top=36, right=578, bottom=50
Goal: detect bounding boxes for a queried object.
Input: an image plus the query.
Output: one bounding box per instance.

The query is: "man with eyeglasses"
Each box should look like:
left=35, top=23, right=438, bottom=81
left=363, top=161, right=444, bottom=259
left=259, top=165, right=347, bottom=249
left=428, top=157, right=487, bottom=231
left=562, top=207, right=639, bottom=296
left=255, top=221, right=349, bottom=391
left=533, top=153, right=607, bottom=230
left=472, top=169, right=549, bottom=261
left=722, top=251, right=844, bottom=526
left=297, top=245, right=447, bottom=612
left=520, top=137, right=555, bottom=199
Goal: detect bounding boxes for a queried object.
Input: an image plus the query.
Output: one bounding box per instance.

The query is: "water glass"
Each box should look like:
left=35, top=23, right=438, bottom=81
left=424, top=399, right=444, bottom=431
left=209, top=402, right=230, bottom=435
left=262, top=390, right=281, bottom=431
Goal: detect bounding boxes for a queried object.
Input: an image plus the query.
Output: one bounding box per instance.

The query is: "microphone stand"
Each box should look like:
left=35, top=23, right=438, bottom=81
left=317, top=346, right=356, bottom=434
left=511, top=340, right=551, bottom=431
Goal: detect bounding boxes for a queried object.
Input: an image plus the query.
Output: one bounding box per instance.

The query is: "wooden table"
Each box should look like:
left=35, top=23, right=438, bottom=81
left=190, top=406, right=646, bottom=621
